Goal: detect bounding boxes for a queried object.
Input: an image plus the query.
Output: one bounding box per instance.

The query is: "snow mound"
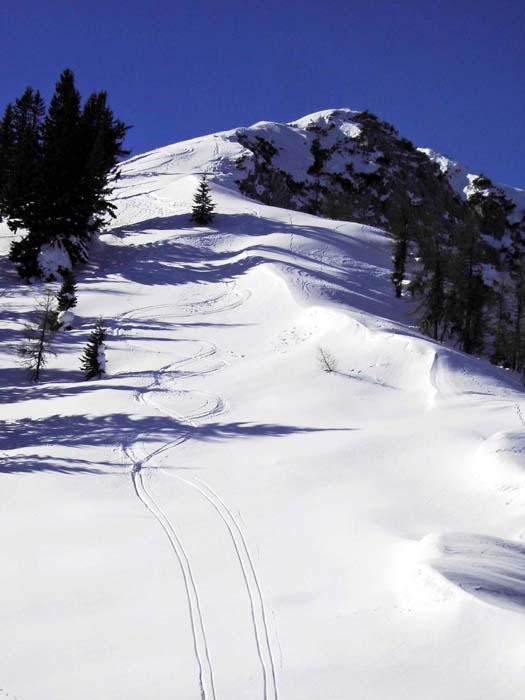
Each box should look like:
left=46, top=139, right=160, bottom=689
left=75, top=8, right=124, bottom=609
left=476, top=429, right=525, bottom=504
left=37, top=241, right=71, bottom=280
left=57, top=310, right=75, bottom=329
left=290, top=107, right=361, bottom=130
left=419, top=533, right=525, bottom=612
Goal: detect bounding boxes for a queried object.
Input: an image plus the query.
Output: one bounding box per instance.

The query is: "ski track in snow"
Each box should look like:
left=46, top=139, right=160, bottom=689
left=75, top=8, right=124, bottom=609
left=128, top=454, right=216, bottom=700
left=516, top=403, right=525, bottom=429
left=120, top=283, right=279, bottom=700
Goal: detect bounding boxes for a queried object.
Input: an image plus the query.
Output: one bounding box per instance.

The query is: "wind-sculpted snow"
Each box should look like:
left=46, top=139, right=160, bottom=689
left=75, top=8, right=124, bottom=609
left=419, top=533, right=525, bottom=612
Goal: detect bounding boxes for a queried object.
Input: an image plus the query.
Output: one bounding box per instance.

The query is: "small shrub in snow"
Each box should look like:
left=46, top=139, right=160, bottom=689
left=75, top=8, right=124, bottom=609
left=318, top=346, right=337, bottom=373
left=80, top=318, right=107, bottom=379
left=18, top=290, right=57, bottom=382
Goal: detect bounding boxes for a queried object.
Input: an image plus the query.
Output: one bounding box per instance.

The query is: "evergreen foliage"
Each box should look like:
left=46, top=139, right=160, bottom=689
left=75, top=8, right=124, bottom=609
left=80, top=318, right=107, bottom=379
left=0, top=69, right=130, bottom=279
left=18, top=290, right=57, bottom=382
left=191, top=175, right=216, bottom=225
left=56, top=268, right=78, bottom=311
left=392, top=234, right=408, bottom=298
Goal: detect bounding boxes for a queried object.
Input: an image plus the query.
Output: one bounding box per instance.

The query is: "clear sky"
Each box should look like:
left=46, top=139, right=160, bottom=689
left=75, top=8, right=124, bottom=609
left=1, top=0, right=523, bottom=186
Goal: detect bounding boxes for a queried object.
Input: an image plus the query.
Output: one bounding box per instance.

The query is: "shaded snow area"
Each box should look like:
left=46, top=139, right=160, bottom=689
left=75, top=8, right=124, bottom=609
left=1, top=131, right=525, bottom=700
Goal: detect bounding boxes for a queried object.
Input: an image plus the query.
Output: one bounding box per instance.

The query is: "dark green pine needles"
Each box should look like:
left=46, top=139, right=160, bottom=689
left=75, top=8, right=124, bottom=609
left=56, top=268, right=78, bottom=311
left=191, top=175, right=216, bottom=225
left=0, top=68, right=130, bottom=279
left=80, top=318, right=107, bottom=379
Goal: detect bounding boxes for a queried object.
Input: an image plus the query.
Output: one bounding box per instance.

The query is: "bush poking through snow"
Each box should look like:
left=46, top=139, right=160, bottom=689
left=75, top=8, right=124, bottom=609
left=80, top=318, right=107, bottom=379
left=18, top=290, right=57, bottom=382
left=318, top=346, right=337, bottom=373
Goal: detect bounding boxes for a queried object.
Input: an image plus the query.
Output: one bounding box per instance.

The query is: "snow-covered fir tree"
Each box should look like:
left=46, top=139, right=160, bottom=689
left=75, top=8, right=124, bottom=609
left=190, top=175, right=216, bottom=225
left=56, top=268, right=78, bottom=311
left=80, top=317, right=107, bottom=379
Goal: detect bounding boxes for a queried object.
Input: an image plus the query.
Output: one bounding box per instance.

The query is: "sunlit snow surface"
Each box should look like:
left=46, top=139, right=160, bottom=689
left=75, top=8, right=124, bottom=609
left=1, top=121, right=525, bottom=700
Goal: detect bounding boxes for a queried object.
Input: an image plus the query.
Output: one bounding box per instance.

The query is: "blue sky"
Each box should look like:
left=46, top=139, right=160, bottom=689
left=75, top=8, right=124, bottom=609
left=1, top=0, right=523, bottom=186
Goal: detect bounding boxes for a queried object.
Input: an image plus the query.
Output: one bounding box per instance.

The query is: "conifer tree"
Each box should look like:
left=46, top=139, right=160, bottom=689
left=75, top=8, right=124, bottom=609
left=0, top=88, right=45, bottom=230
left=2, top=88, right=46, bottom=280
left=1, top=69, right=130, bottom=279
left=191, top=175, right=216, bottom=225
left=56, top=268, right=78, bottom=311
left=416, top=247, right=447, bottom=341
left=0, top=103, right=15, bottom=207
left=507, top=223, right=525, bottom=372
left=39, top=68, right=83, bottom=241
left=80, top=318, right=107, bottom=379
left=78, top=90, right=129, bottom=235
left=18, top=290, right=57, bottom=382
left=392, top=234, right=408, bottom=298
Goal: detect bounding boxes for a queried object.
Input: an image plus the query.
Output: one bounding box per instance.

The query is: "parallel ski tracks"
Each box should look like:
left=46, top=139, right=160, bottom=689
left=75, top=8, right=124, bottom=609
left=117, top=282, right=249, bottom=326
left=170, top=472, right=279, bottom=700
left=120, top=282, right=279, bottom=700
left=129, top=453, right=216, bottom=700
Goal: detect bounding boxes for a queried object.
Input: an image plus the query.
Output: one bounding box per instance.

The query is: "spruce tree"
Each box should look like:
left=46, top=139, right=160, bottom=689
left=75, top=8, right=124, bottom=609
left=18, top=290, right=57, bottom=382
left=507, top=223, right=525, bottom=372
left=39, top=68, right=83, bottom=243
left=2, top=89, right=46, bottom=279
left=0, top=103, right=15, bottom=208
left=414, top=232, right=449, bottom=342
left=78, top=90, right=129, bottom=236
left=191, top=175, right=216, bottom=225
left=392, top=234, right=408, bottom=298
left=80, top=318, right=107, bottom=379
left=2, top=69, right=130, bottom=279
left=56, top=268, right=78, bottom=311
left=1, top=88, right=45, bottom=231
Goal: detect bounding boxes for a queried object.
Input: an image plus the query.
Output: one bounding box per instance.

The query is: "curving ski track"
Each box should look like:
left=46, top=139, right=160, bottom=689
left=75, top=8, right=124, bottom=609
left=121, top=282, right=279, bottom=700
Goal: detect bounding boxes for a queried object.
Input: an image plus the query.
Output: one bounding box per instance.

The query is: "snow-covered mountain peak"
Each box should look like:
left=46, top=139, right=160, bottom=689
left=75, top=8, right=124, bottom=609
left=289, top=106, right=361, bottom=128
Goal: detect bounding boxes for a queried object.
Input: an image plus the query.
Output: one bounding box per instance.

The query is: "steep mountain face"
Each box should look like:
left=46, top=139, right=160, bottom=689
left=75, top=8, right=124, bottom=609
left=235, top=109, right=471, bottom=234
left=233, top=108, right=524, bottom=230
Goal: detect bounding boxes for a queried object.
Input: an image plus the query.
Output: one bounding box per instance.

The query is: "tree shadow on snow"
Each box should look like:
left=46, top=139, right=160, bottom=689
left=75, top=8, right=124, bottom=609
left=0, top=454, right=113, bottom=475
left=82, top=212, right=395, bottom=311
left=1, top=412, right=354, bottom=474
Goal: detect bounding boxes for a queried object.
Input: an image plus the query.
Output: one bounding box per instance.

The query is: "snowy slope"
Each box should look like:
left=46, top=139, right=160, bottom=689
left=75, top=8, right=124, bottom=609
left=1, top=121, right=525, bottom=700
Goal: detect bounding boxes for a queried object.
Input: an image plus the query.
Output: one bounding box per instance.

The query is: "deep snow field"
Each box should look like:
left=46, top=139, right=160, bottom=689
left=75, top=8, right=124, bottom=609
left=1, top=128, right=525, bottom=700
